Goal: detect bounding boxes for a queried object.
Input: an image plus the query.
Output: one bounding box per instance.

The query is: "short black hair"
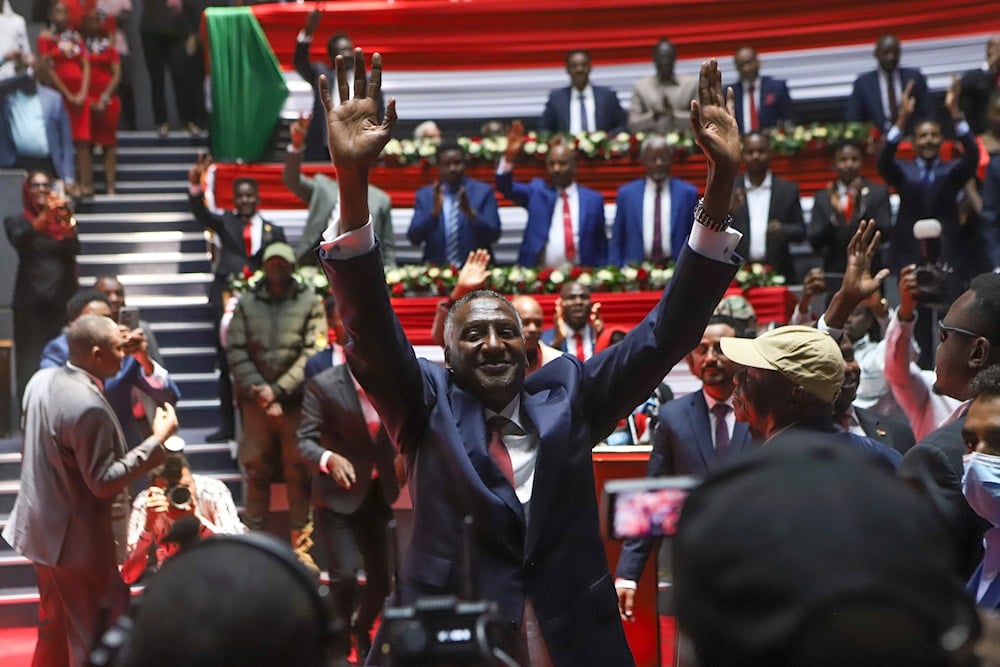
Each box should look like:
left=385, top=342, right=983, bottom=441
left=708, top=314, right=746, bottom=338
left=742, top=129, right=771, bottom=147
left=967, top=272, right=1000, bottom=346
left=233, top=177, right=258, bottom=193
left=969, top=364, right=1000, bottom=401
left=443, top=290, right=520, bottom=344
left=831, top=137, right=865, bottom=157
left=326, top=33, right=350, bottom=55
left=434, top=142, right=465, bottom=160
left=66, top=288, right=111, bottom=323
left=566, top=49, right=590, bottom=65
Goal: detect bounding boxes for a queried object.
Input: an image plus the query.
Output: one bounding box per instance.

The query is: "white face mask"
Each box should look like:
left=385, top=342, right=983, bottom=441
left=962, top=452, right=1000, bottom=526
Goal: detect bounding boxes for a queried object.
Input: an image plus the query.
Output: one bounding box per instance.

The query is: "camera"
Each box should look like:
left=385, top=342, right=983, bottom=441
left=602, top=477, right=699, bottom=540
left=912, top=218, right=958, bottom=309
left=161, top=456, right=192, bottom=511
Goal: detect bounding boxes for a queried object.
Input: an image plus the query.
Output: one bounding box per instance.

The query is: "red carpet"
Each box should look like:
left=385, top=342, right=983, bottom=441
left=0, top=627, right=35, bottom=666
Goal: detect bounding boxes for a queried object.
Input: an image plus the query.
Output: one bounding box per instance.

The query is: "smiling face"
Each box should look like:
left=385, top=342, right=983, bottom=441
left=560, top=282, right=591, bottom=331
left=512, top=296, right=543, bottom=353
left=914, top=121, right=943, bottom=162
left=834, top=144, right=863, bottom=185
left=546, top=144, right=577, bottom=190
left=27, top=172, right=51, bottom=208
left=95, top=276, right=125, bottom=321
left=233, top=182, right=259, bottom=219
left=686, top=323, right=739, bottom=401
left=566, top=51, right=591, bottom=91
left=445, top=296, right=526, bottom=412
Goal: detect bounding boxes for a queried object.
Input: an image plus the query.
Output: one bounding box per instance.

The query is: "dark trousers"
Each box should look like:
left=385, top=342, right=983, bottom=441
left=32, top=562, right=129, bottom=667
left=314, top=484, right=393, bottom=648
left=140, top=30, right=197, bottom=126
left=13, top=303, right=65, bottom=405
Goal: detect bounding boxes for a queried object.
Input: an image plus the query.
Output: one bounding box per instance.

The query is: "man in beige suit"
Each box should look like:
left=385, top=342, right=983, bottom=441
left=628, top=38, right=698, bottom=134
left=2, top=315, right=178, bottom=667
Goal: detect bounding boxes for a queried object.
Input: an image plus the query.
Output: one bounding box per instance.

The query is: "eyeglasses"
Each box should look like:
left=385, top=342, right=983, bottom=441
left=938, top=320, right=981, bottom=344
left=28, top=181, right=51, bottom=190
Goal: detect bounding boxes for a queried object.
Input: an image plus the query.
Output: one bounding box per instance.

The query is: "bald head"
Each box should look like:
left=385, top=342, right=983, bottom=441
left=67, top=314, right=123, bottom=378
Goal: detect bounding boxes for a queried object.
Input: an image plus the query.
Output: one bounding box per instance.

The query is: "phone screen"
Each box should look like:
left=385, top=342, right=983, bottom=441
left=603, top=477, right=698, bottom=540
left=118, top=306, right=140, bottom=330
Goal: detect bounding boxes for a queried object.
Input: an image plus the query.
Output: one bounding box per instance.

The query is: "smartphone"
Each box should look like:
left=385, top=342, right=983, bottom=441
left=603, top=477, right=698, bottom=540
left=118, top=305, right=140, bottom=331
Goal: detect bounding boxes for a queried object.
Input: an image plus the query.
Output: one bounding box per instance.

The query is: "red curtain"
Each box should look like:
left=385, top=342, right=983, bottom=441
left=251, top=0, right=994, bottom=72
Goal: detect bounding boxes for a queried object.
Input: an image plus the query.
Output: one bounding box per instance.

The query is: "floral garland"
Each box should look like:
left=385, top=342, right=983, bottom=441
left=378, top=123, right=876, bottom=165
left=229, top=262, right=785, bottom=298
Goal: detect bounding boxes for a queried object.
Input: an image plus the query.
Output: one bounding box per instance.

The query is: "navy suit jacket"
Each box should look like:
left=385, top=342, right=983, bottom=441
left=496, top=171, right=608, bottom=267
left=320, top=238, right=739, bottom=666
left=538, top=84, right=627, bottom=135
left=982, top=155, right=1000, bottom=269
left=728, top=77, right=793, bottom=133
left=407, top=177, right=502, bottom=264
left=877, top=129, right=983, bottom=278
left=846, top=67, right=929, bottom=131
left=610, top=177, right=698, bottom=266
left=968, top=558, right=1000, bottom=610
left=616, top=390, right=755, bottom=582
left=854, top=405, right=915, bottom=455
left=809, top=179, right=892, bottom=274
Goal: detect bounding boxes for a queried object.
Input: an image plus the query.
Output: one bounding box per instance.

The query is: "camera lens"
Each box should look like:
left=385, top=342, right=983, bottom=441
left=168, top=485, right=192, bottom=511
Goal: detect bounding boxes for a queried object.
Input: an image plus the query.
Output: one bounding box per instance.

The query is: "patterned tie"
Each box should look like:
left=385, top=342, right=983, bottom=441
left=650, top=182, right=664, bottom=261
left=242, top=219, right=253, bottom=257
left=711, top=403, right=731, bottom=458
left=748, top=84, right=759, bottom=131
left=487, top=416, right=515, bottom=487
left=578, top=93, right=589, bottom=132
left=886, top=71, right=898, bottom=122
left=445, top=193, right=461, bottom=265
left=561, top=191, right=576, bottom=263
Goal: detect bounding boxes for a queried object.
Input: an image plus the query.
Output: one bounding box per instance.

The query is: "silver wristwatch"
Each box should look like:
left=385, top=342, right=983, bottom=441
left=693, top=199, right=733, bottom=232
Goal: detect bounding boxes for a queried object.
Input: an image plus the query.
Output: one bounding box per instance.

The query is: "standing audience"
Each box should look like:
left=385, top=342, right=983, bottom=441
left=628, top=38, right=697, bottom=134
left=538, top=49, right=626, bottom=135
left=81, top=8, right=120, bottom=194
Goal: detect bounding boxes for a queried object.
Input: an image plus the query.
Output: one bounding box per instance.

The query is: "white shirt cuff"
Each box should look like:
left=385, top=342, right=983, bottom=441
left=955, top=119, right=971, bottom=137
left=816, top=314, right=843, bottom=340
left=687, top=223, right=743, bottom=264
left=286, top=143, right=303, bottom=154
left=297, top=31, right=312, bottom=43
left=497, top=157, right=513, bottom=174
left=885, top=126, right=902, bottom=144
left=319, top=450, right=332, bottom=474
left=614, top=578, right=637, bottom=590
left=320, top=216, right=375, bottom=259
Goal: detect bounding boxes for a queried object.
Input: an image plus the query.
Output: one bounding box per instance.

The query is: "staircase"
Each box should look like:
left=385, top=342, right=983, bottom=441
left=0, top=131, right=246, bottom=628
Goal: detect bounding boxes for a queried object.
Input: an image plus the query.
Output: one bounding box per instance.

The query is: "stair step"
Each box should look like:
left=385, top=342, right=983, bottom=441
left=149, top=325, right=216, bottom=349
left=97, top=164, right=190, bottom=181
left=0, top=555, right=36, bottom=591
left=75, top=193, right=192, bottom=215
left=115, top=130, right=210, bottom=148
left=111, top=179, right=190, bottom=194
left=78, top=254, right=211, bottom=277
left=0, top=453, right=19, bottom=480
left=116, top=145, right=206, bottom=165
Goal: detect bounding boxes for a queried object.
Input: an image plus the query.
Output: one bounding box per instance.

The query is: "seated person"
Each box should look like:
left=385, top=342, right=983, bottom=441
left=123, top=452, right=246, bottom=584
left=497, top=121, right=607, bottom=267
left=538, top=49, right=626, bottom=135
left=408, top=142, right=501, bottom=266
left=610, top=133, right=698, bottom=266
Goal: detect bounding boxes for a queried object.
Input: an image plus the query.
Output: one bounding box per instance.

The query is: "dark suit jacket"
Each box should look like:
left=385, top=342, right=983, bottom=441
left=730, top=174, right=805, bottom=281
left=407, top=177, right=502, bottom=264
left=899, top=415, right=988, bottom=578
left=616, top=390, right=755, bottom=582
left=320, top=238, right=739, bottom=666
left=959, top=66, right=999, bottom=135
left=846, top=67, right=929, bottom=131
left=188, top=194, right=286, bottom=308
left=968, top=560, right=1000, bottom=610
left=495, top=171, right=608, bottom=267
left=809, top=180, right=892, bottom=273
left=4, top=213, right=79, bottom=309
left=538, top=84, right=627, bottom=135
left=877, top=129, right=983, bottom=279
left=297, top=364, right=399, bottom=515
left=854, top=405, right=915, bottom=455
left=728, top=77, right=793, bottom=133
left=766, top=416, right=901, bottom=470
left=980, top=155, right=1000, bottom=269
left=540, top=323, right=598, bottom=357
left=609, top=177, right=698, bottom=266
left=293, top=41, right=385, bottom=162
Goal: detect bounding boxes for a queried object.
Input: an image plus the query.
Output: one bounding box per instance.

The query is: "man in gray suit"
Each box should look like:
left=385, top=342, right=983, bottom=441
left=297, top=362, right=400, bottom=662
left=283, top=113, right=394, bottom=267
left=2, top=314, right=178, bottom=667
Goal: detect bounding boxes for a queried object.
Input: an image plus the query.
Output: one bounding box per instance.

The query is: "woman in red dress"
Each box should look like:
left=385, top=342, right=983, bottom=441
left=37, top=1, right=92, bottom=197
left=83, top=9, right=121, bottom=195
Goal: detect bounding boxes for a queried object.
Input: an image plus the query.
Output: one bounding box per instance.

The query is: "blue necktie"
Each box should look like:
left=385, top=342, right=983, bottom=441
left=578, top=94, right=589, bottom=132
left=445, top=193, right=460, bottom=265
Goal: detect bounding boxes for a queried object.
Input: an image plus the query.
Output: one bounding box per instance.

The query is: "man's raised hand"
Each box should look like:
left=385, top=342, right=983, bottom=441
left=319, top=48, right=397, bottom=172
left=690, top=59, right=740, bottom=177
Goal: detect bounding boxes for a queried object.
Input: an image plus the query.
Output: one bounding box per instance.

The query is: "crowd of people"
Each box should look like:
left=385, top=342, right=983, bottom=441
left=2, top=4, right=1000, bottom=664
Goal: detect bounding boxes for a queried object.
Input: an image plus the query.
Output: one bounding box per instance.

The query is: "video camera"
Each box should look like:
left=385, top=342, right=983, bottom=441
left=912, top=219, right=957, bottom=309
left=160, top=437, right=191, bottom=512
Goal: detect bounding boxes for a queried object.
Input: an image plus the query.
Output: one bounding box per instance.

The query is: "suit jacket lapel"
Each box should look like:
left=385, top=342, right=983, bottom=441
left=523, top=385, right=568, bottom=557
left=688, top=393, right=715, bottom=468
left=732, top=421, right=752, bottom=454
left=450, top=385, right=524, bottom=522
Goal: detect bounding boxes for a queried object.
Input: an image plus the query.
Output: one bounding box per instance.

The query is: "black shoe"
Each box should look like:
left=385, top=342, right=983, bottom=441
left=355, top=630, right=371, bottom=663
left=205, top=428, right=234, bottom=442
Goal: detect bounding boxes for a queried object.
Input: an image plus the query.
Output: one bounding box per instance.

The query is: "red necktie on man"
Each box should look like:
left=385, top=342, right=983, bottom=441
left=487, top=416, right=515, bottom=487
left=561, top=191, right=576, bottom=263
left=574, top=333, right=586, bottom=361
left=242, top=219, right=253, bottom=257
left=748, top=84, right=759, bottom=131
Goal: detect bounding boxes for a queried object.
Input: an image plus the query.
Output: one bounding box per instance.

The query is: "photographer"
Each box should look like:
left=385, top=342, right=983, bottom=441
left=123, top=453, right=244, bottom=584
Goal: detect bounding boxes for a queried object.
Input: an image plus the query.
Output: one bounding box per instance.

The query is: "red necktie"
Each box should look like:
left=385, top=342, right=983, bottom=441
left=843, top=190, right=854, bottom=221
left=487, top=417, right=515, bottom=487
left=886, top=72, right=898, bottom=122
left=650, top=182, right=664, bottom=261
left=748, top=84, right=759, bottom=131
left=574, top=333, right=586, bottom=361
left=242, top=219, right=253, bottom=257
left=561, top=191, right=576, bottom=263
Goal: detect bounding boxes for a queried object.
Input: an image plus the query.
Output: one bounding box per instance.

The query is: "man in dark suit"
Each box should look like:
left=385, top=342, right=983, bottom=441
left=809, top=139, right=892, bottom=276
left=877, top=78, right=982, bottom=281
left=614, top=316, right=755, bottom=620
left=959, top=36, right=1000, bottom=135
left=498, top=120, right=608, bottom=267
left=610, top=134, right=698, bottom=266
left=189, top=153, right=286, bottom=442
left=539, top=49, right=626, bottom=135
left=983, top=154, right=1000, bottom=271
left=408, top=142, right=502, bottom=265
left=316, top=52, right=743, bottom=665
left=2, top=314, right=178, bottom=667
left=730, top=130, right=806, bottom=281
left=728, top=46, right=793, bottom=134
left=540, top=280, right=603, bottom=361
left=846, top=34, right=929, bottom=133
left=293, top=9, right=384, bottom=162
left=297, top=363, right=400, bottom=662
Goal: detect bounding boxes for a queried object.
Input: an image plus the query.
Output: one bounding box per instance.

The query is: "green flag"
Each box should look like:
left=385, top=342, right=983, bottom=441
left=205, top=7, right=288, bottom=162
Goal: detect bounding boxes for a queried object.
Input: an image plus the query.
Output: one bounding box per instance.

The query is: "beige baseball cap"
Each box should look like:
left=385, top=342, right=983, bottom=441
left=720, top=325, right=844, bottom=403
left=262, top=242, right=296, bottom=265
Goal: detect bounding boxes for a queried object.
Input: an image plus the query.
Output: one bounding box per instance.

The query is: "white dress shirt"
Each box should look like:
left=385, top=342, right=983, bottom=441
left=568, top=84, right=596, bottom=135
left=743, top=172, right=772, bottom=262
left=643, top=177, right=673, bottom=258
